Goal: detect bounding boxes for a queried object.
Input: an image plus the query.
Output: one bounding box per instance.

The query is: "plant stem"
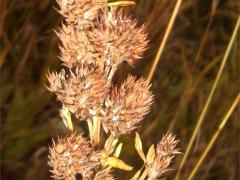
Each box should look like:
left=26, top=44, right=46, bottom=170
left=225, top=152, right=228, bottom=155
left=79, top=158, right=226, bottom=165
left=146, top=0, right=183, bottom=83
left=187, top=94, right=240, bottom=180
left=175, top=16, right=240, bottom=180
left=194, top=0, right=218, bottom=64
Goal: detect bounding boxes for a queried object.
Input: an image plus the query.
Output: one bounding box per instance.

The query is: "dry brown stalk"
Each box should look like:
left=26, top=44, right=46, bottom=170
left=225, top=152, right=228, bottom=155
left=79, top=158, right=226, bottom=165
left=46, top=0, right=180, bottom=179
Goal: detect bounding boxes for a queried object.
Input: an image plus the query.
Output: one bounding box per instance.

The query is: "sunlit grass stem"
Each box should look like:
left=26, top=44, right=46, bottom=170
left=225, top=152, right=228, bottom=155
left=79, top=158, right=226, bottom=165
left=146, top=0, right=183, bottom=82
left=175, top=16, right=240, bottom=180
left=187, top=94, right=240, bottom=180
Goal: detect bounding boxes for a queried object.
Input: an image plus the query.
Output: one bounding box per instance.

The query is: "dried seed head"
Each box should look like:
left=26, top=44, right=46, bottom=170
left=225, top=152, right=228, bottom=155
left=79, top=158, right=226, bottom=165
left=147, top=133, right=180, bottom=179
left=47, top=67, right=109, bottom=120
left=48, top=133, right=101, bottom=179
left=57, top=0, right=107, bottom=29
left=157, top=132, right=180, bottom=156
left=102, top=76, right=154, bottom=135
left=57, top=24, right=97, bottom=68
left=88, top=8, right=148, bottom=68
left=94, top=169, right=114, bottom=180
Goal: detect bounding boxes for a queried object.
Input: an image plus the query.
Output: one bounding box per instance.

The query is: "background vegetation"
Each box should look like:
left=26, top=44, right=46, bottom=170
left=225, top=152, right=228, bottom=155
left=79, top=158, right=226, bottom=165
left=1, top=0, right=239, bottom=179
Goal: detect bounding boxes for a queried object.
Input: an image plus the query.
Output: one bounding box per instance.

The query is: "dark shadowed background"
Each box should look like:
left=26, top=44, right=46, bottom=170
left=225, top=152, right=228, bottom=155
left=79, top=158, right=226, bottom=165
left=1, top=0, right=239, bottom=179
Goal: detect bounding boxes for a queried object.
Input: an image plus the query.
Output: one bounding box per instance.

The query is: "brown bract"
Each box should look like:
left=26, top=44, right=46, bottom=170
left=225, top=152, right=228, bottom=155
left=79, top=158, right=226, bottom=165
left=147, top=133, right=180, bottom=179
left=102, top=76, right=154, bottom=135
left=47, top=67, right=109, bottom=120
left=57, top=0, right=107, bottom=29
left=57, top=24, right=97, bottom=68
left=93, top=169, right=114, bottom=180
left=48, top=133, right=101, bottom=179
left=88, top=8, right=148, bottom=68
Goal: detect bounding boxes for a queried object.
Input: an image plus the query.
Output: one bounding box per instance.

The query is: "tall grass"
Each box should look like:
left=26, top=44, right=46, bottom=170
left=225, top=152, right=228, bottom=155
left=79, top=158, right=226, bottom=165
left=175, top=15, right=240, bottom=180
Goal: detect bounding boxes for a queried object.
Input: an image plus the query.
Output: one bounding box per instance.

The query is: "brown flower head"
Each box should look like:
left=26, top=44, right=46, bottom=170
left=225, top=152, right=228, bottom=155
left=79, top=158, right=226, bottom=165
left=48, top=133, right=101, bottom=179
left=47, top=67, right=109, bottom=120
left=93, top=169, right=114, bottom=180
left=57, top=24, right=97, bottom=68
left=88, top=8, right=148, bottom=68
left=57, top=0, right=107, bottom=29
left=102, top=76, right=154, bottom=135
left=147, top=133, right=180, bottom=179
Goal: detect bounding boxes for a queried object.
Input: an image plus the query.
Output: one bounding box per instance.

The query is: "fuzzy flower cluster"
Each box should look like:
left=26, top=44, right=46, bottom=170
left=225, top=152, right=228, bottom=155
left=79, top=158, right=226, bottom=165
left=49, top=133, right=114, bottom=180
left=47, top=0, right=179, bottom=179
left=147, top=133, right=180, bottom=179
left=48, top=0, right=151, bottom=136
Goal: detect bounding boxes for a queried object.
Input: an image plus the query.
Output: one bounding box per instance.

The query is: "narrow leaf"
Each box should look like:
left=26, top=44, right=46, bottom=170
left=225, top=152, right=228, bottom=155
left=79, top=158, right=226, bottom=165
left=146, top=144, right=156, bottom=164
left=107, top=156, right=133, bottom=171
left=114, top=143, right=123, bottom=158
left=139, top=169, right=148, bottom=180
left=60, top=107, right=73, bottom=131
left=92, top=116, right=101, bottom=146
left=104, top=134, right=114, bottom=151
left=102, top=122, right=109, bottom=134
left=131, top=169, right=142, bottom=180
left=87, top=119, right=93, bottom=142
left=135, top=132, right=146, bottom=162
left=107, top=1, right=136, bottom=7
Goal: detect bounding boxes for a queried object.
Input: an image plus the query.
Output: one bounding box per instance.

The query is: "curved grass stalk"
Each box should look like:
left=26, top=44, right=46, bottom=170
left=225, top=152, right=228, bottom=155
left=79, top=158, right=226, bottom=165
left=175, top=16, right=240, bottom=180
left=187, top=94, right=240, bottom=180
left=146, top=0, right=183, bottom=82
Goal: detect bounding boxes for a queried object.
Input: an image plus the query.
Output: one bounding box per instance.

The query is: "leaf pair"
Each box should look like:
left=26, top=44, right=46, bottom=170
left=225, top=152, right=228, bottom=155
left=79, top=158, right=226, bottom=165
left=133, top=132, right=157, bottom=179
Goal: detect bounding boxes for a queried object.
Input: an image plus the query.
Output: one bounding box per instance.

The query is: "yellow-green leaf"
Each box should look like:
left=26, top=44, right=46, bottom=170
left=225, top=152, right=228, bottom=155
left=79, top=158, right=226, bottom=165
left=111, top=139, right=119, bottom=151
left=131, top=169, right=142, bottom=180
left=107, top=1, right=136, bottom=7
left=146, top=144, right=156, bottom=164
left=114, top=143, right=123, bottom=158
left=135, top=132, right=146, bottom=162
left=107, top=156, right=133, bottom=171
left=139, top=169, right=148, bottom=180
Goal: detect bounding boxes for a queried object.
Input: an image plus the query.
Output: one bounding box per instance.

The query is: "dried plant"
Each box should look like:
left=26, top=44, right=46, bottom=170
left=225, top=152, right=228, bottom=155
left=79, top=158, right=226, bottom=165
left=49, top=133, right=101, bottom=179
left=102, top=75, right=154, bottom=136
left=47, top=0, right=180, bottom=179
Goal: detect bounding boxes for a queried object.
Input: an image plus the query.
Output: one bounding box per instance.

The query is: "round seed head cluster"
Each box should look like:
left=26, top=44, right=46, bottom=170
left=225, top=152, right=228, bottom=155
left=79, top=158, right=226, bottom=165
left=147, top=133, right=180, bottom=179
left=47, top=67, right=109, bottom=120
left=57, top=0, right=107, bottom=29
left=102, top=76, right=154, bottom=135
left=57, top=24, right=97, bottom=68
left=88, top=8, right=148, bottom=68
left=48, top=133, right=101, bottom=179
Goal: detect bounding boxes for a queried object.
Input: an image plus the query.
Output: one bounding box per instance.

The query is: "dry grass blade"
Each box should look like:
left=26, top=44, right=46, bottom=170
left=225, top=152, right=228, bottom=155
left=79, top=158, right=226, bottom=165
left=194, top=0, right=218, bottom=64
left=187, top=94, right=240, bottom=180
left=175, top=15, right=240, bottom=180
left=107, top=1, right=135, bottom=7
left=146, top=0, right=183, bottom=82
